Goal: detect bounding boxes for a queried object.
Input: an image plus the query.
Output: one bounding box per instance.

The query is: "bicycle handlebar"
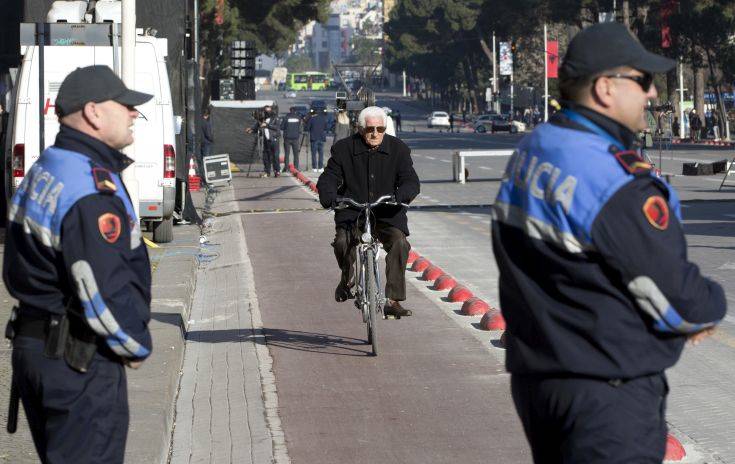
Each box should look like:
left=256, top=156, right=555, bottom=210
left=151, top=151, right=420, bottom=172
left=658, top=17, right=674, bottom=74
left=333, top=195, right=408, bottom=210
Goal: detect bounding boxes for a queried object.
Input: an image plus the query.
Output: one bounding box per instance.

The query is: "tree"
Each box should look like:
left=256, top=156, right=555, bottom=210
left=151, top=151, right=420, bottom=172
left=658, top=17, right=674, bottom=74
left=285, top=54, right=314, bottom=72
left=347, top=37, right=382, bottom=66
left=230, top=0, right=331, bottom=53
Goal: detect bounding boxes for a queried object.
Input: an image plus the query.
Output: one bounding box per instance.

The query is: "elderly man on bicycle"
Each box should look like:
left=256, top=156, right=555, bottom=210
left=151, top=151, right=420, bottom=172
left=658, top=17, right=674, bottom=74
left=317, top=106, right=420, bottom=318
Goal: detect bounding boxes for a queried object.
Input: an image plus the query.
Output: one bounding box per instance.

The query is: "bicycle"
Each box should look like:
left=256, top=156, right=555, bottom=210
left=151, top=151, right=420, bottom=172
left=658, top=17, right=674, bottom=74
left=334, top=194, right=408, bottom=356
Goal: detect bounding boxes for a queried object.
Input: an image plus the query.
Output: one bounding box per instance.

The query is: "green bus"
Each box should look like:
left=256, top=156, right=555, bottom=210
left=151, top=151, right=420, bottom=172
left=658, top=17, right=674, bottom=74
left=287, top=71, right=330, bottom=91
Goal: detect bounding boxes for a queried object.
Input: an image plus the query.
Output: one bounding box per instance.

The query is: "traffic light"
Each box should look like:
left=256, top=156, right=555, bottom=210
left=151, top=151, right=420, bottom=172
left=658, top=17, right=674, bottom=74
left=511, top=41, right=517, bottom=54
left=230, top=40, right=256, bottom=99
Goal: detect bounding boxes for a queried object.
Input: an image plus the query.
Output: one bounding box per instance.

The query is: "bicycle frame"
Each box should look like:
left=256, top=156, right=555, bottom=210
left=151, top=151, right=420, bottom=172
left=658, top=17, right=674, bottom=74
left=335, top=195, right=402, bottom=316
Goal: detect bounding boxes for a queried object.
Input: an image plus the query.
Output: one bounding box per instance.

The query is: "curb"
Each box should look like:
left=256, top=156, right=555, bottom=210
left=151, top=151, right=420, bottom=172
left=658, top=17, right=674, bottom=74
left=664, top=433, right=686, bottom=461
left=126, top=220, right=201, bottom=464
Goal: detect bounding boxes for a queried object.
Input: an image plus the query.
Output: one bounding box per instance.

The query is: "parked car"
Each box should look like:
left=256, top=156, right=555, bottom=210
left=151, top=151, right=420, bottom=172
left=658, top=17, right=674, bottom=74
left=283, top=90, right=297, bottom=98
left=427, top=111, right=450, bottom=129
left=474, top=114, right=526, bottom=134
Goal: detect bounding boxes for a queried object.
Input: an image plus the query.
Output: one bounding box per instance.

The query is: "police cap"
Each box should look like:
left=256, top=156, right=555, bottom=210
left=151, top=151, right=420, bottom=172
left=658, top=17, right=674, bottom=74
left=560, top=22, right=675, bottom=80
left=55, top=65, right=152, bottom=117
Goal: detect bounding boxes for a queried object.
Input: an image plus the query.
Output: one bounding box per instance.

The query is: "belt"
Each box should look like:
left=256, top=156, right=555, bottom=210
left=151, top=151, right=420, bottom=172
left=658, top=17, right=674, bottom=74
left=14, top=314, right=49, bottom=340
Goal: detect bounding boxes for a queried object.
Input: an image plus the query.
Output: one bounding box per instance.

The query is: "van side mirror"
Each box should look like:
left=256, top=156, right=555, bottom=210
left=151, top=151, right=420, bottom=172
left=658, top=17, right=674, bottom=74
left=174, top=115, right=183, bottom=135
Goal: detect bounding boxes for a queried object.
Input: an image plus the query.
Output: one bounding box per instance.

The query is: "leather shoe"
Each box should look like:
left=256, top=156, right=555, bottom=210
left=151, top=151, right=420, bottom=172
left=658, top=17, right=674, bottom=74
left=384, top=300, right=412, bottom=318
left=335, top=283, right=353, bottom=302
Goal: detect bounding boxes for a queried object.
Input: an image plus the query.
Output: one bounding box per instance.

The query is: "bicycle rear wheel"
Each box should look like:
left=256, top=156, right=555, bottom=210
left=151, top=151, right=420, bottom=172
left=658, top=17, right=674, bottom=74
left=365, top=248, right=379, bottom=356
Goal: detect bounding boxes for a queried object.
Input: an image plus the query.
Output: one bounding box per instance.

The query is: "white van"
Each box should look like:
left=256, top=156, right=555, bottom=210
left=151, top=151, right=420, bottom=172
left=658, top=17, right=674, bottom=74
left=8, top=4, right=179, bottom=242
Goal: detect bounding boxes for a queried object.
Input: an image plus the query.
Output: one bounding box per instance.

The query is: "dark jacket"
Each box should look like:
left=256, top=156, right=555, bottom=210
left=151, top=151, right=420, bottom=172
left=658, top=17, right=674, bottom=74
left=492, top=103, right=725, bottom=380
left=4, top=125, right=152, bottom=360
left=306, top=112, right=329, bottom=142
left=317, top=133, right=420, bottom=235
left=281, top=111, right=303, bottom=139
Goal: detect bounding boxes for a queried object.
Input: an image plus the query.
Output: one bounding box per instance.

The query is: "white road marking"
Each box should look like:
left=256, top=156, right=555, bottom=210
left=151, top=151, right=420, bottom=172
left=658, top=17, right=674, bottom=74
left=439, top=159, right=451, bottom=163
left=425, top=156, right=436, bottom=160
left=478, top=166, right=493, bottom=171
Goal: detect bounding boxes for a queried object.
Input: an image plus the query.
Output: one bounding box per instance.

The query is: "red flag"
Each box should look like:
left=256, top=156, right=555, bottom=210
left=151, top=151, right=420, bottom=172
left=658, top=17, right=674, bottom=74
left=547, top=40, right=558, bottom=79
left=661, top=0, right=676, bottom=48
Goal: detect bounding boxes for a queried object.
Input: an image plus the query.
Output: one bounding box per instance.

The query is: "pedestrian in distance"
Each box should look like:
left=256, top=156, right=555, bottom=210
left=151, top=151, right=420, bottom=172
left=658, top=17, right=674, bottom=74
left=689, top=109, right=702, bottom=142
left=200, top=108, right=214, bottom=158
left=333, top=108, right=352, bottom=143
left=247, top=104, right=281, bottom=177
left=394, top=109, right=402, bottom=132
left=448, top=112, right=455, bottom=133
left=306, top=107, right=328, bottom=172
left=382, top=107, right=397, bottom=137
left=317, top=106, right=420, bottom=318
left=281, top=106, right=303, bottom=171
left=4, top=65, right=154, bottom=463
left=491, top=22, right=726, bottom=464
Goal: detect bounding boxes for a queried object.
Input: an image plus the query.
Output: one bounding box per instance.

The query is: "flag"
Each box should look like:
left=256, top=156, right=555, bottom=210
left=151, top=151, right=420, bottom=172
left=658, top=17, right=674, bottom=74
left=660, top=0, right=677, bottom=48
left=499, top=42, right=513, bottom=76
left=547, top=40, right=558, bottom=79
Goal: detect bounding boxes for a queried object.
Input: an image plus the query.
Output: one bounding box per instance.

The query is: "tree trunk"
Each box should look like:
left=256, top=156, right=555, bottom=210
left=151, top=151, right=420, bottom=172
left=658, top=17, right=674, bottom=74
left=622, top=1, right=631, bottom=27
left=705, top=48, right=729, bottom=140
left=693, top=65, right=705, bottom=119
left=666, top=67, right=678, bottom=108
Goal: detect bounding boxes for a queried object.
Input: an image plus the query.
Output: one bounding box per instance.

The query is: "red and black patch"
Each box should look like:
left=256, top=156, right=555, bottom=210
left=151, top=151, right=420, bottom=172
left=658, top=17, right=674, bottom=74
left=642, top=196, right=669, bottom=230
left=98, top=213, right=122, bottom=243
left=92, top=167, right=117, bottom=194
left=614, top=150, right=651, bottom=175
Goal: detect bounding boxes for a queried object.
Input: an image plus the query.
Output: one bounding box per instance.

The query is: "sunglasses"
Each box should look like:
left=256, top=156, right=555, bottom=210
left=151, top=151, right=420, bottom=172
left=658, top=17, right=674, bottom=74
left=363, top=126, right=386, bottom=134
left=601, top=72, right=653, bottom=92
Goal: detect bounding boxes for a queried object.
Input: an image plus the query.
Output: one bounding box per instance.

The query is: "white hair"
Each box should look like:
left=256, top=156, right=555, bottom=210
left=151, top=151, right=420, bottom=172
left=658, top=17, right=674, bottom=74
left=358, top=106, right=386, bottom=128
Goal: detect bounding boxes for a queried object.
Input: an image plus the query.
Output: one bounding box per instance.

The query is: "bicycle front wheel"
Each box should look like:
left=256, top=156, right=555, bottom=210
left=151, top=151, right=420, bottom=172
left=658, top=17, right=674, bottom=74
left=365, top=248, right=379, bottom=356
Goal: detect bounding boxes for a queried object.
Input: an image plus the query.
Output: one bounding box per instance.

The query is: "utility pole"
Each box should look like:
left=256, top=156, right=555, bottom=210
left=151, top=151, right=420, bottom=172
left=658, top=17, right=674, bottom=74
left=679, top=59, right=686, bottom=138
left=402, top=70, right=407, bottom=97
left=544, top=23, right=549, bottom=122
left=510, top=37, right=514, bottom=119
left=121, top=0, right=139, bottom=218
left=492, top=31, right=498, bottom=113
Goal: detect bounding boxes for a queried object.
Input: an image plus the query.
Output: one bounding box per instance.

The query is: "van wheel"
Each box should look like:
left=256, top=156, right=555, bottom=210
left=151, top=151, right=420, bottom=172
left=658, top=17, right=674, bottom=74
left=152, top=217, right=174, bottom=243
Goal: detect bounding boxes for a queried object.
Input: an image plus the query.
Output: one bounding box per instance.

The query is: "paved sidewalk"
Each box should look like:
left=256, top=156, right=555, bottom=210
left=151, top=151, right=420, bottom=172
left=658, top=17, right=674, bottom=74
left=169, top=185, right=286, bottom=464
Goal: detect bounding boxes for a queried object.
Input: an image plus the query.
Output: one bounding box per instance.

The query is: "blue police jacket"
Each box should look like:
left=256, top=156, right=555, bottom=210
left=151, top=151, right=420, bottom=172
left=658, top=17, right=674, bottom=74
left=4, top=125, right=152, bottom=360
left=492, top=106, right=726, bottom=379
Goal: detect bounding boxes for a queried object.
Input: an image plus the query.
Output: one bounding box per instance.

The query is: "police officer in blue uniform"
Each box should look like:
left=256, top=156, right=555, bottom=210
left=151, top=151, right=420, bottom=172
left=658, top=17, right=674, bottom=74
left=492, top=23, right=727, bottom=463
left=4, top=65, right=153, bottom=463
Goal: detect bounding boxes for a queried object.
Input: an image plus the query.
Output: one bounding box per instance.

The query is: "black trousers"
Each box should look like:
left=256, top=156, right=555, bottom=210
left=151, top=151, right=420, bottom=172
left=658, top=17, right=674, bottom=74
left=283, top=138, right=300, bottom=169
left=262, top=139, right=280, bottom=175
left=511, top=373, right=668, bottom=464
left=332, top=222, right=410, bottom=301
left=12, top=336, right=129, bottom=464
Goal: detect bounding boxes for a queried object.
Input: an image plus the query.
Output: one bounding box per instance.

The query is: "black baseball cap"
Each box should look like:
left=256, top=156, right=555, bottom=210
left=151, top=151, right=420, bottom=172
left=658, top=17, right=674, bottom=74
left=55, top=65, right=152, bottom=117
left=560, top=22, right=676, bottom=80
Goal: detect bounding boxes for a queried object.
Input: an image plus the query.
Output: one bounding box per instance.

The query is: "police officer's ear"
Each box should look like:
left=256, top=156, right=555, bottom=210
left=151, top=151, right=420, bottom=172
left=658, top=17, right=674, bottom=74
left=590, top=75, right=616, bottom=108
left=81, top=101, right=104, bottom=129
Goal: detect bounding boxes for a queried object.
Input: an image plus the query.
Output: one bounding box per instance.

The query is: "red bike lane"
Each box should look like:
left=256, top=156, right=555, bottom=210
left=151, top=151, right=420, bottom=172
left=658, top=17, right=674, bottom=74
left=235, top=172, right=531, bottom=464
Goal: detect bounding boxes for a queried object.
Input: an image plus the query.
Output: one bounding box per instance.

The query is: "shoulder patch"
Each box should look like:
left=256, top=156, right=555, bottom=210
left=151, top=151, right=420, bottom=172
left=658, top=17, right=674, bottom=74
left=643, top=195, right=669, bottom=230
left=614, top=149, right=651, bottom=175
left=92, top=167, right=117, bottom=194
left=98, top=212, right=122, bottom=243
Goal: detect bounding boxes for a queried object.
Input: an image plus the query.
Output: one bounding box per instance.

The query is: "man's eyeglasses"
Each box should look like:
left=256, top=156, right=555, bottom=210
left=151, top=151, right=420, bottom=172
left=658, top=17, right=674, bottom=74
left=601, top=72, right=653, bottom=92
left=363, top=126, right=386, bottom=134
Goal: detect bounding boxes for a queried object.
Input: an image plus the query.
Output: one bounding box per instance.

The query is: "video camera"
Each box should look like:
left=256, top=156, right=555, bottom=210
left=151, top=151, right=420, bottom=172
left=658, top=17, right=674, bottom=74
left=335, top=91, right=367, bottom=113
